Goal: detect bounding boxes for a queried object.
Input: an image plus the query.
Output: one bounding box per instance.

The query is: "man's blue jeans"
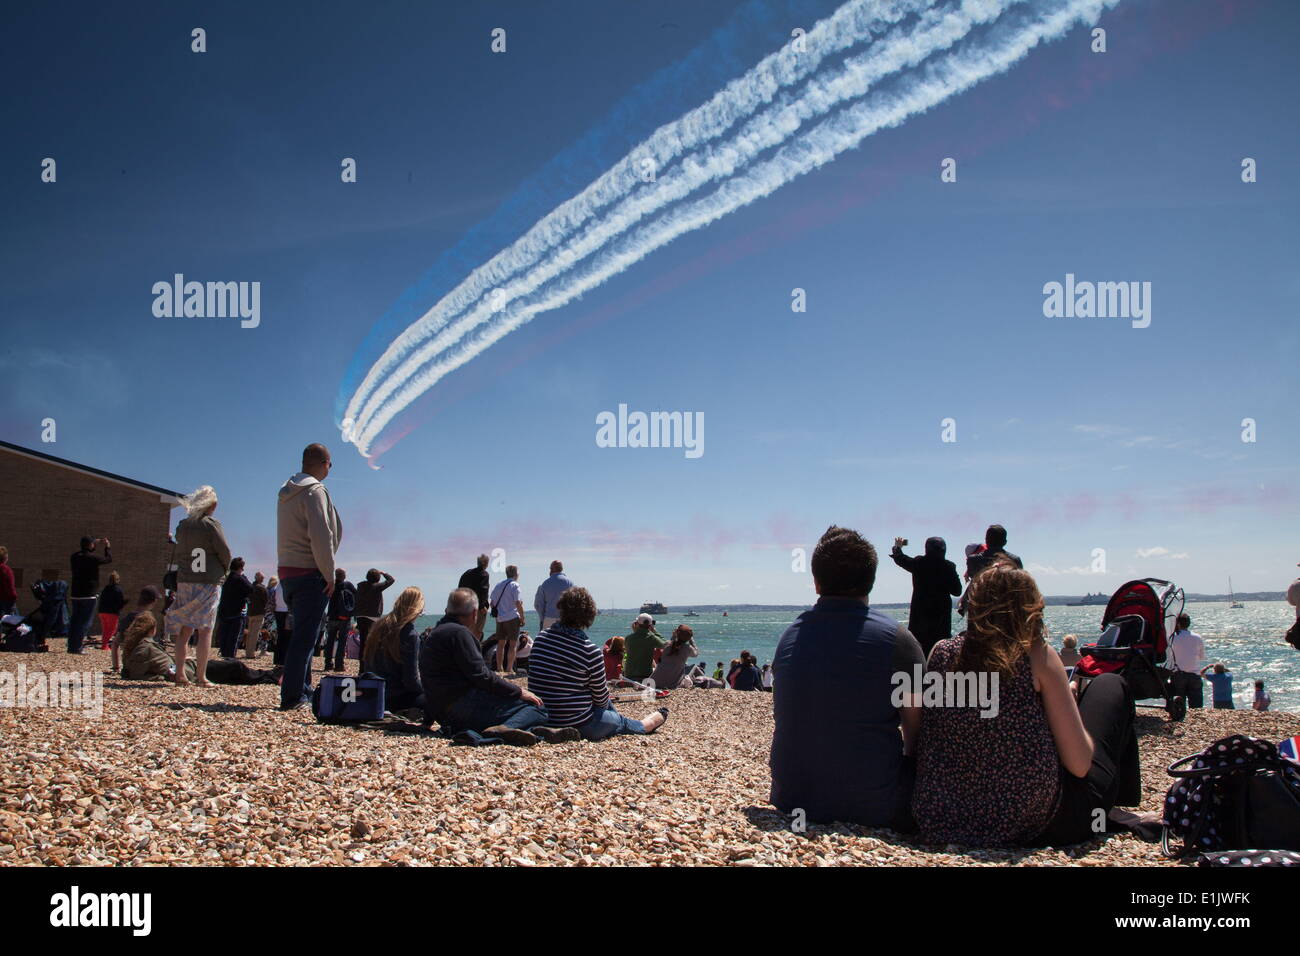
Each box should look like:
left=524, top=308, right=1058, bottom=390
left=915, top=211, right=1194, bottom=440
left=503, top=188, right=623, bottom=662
left=280, top=573, right=329, bottom=708
left=67, top=598, right=96, bottom=654
left=437, top=687, right=549, bottom=738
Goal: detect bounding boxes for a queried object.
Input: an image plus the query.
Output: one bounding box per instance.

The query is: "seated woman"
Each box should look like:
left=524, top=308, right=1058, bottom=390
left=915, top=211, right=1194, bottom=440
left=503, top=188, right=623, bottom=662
left=603, top=635, right=625, bottom=682
left=648, top=625, right=698, bottom=690
left=529, top=587, right=668, bottom=741
left=361, top=586, right=427, bottom=713
left=121, top=614, right=276, bottom=684
left=912, top=561, right=1141, bottom=847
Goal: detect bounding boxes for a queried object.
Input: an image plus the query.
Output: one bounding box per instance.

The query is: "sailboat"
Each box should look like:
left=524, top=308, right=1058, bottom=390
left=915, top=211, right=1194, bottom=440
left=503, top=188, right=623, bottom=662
left=1228, top=578, right=1244, bottom=609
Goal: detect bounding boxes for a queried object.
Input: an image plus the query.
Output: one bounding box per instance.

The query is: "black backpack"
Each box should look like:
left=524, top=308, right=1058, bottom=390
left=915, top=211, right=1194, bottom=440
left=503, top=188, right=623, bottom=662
left=339, top=585, right=356, bottom=617
left=1162, top=734, right=1300, bottom=858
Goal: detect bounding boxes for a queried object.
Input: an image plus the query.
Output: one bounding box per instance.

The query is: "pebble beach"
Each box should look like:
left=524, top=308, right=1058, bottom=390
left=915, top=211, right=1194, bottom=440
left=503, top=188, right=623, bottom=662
left=1, top=647, right=1296, bottom=867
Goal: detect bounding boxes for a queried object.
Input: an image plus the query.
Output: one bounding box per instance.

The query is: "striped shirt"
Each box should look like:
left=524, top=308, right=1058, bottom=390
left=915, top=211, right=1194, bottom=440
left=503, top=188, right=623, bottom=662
left=527, top=623, right=610, bottom=727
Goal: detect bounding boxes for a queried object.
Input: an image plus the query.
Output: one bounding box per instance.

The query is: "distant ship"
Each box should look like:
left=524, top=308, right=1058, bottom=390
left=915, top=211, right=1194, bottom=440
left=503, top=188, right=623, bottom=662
left=1066, top=593, right=1110, bottom=607
left=640, top=601, right=668, bottom=616
left=1228, top=578, right=1244, bottom=609
left=684, top=610, right=699, bottom=617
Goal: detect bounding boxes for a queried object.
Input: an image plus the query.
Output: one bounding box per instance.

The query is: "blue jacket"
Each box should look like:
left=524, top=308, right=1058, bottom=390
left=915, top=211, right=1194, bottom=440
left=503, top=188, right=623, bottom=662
left=534, top=572, right=574, bottom=620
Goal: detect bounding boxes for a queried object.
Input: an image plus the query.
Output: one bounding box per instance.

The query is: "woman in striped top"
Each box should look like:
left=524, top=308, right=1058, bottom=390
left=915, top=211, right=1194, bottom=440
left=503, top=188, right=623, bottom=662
left=528, top=587, right=668, bottom=741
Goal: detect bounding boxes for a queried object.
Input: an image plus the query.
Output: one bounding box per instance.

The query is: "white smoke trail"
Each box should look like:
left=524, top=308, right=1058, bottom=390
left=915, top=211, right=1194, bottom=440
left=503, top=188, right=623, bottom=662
left=349, top=0, right=1116, bottom=454
left=342, top=0, right=936, bottom=436
left=347, top=0, right=1024, bottom=440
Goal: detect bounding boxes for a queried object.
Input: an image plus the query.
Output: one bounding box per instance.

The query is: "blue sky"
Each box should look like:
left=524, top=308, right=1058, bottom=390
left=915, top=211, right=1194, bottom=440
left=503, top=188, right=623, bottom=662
left=2, top=0, right=1296, bottom=608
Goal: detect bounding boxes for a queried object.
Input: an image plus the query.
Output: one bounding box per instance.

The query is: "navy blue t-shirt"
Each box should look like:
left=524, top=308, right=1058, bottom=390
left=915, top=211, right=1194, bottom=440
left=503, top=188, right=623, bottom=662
left=769, top=597, right=923, bottom=826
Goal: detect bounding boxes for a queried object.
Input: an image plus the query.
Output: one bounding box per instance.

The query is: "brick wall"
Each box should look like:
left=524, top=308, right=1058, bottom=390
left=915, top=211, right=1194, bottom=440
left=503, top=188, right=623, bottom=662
left=0, top=447, right=177, bottom=622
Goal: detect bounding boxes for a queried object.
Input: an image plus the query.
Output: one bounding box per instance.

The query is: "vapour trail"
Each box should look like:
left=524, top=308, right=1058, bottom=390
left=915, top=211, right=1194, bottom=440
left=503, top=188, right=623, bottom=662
left=346, top=0, right=1117, bottom=456
left=347, top=0, right=1017, bottom=439
left=342, top=0, right=936, bottom=440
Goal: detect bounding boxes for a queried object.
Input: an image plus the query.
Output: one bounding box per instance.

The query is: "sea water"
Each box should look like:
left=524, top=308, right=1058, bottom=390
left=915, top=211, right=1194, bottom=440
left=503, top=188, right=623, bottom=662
left=415, top=601, right=1299, bottom=710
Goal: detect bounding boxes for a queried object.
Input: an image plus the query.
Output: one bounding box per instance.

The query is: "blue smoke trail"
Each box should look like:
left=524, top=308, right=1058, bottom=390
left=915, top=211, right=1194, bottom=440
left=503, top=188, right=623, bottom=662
left=334, top=0, right=845, bottom=422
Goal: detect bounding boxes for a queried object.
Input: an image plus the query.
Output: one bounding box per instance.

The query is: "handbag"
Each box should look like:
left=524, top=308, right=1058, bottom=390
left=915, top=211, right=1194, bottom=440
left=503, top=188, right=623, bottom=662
left=1162, top=734, right=1300, bottom=857
left=489, top=580, right=508, bottom=619
left=311, top=673, right=386, bottom=723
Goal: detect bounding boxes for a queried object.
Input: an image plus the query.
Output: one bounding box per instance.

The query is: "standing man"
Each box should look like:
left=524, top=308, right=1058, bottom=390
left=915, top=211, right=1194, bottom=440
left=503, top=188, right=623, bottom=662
left=889, top=536, right=962, bottom=657
left=69, top=536, right=112, bottom=654
left=322, top=568, right=356, bottom=672
left=488, top=565, right=526, bottom=675
left=215, top=557, right=252, bottom=659
left=244, top=571, right=269, bottom=659
left=457, top=555, right=490, bottom=638
left=276, top=443, right=342, bottom=711
left=534, top=560, right=574, bottom=632
left=354, top=568, right=395, bottom=666
left=1167, top=612, right=1206, bottom=709
left=958, top=524, right=1022, bottom=615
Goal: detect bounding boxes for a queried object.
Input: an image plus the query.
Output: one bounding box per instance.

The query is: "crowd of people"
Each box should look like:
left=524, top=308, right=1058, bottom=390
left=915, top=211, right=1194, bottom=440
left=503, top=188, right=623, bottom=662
left=1, top=442, right=1293, bottom=845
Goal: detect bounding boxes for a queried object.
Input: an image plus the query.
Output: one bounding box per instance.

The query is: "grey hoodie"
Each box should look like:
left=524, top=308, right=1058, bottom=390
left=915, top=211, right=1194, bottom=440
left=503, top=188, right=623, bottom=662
left=277, top=473, right=342, bottom=578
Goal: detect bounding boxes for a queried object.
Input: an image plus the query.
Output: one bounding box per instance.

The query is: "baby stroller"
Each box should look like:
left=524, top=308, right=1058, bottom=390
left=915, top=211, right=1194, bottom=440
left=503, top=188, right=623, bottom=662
left=1075, top=578, right=1187, bottom=721
left=1, top=605, right=51, bottom=653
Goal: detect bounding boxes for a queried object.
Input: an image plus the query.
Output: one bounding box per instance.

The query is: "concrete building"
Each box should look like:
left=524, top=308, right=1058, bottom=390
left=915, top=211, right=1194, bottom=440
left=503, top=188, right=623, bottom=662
left=0, top=439, right=182, bottom=618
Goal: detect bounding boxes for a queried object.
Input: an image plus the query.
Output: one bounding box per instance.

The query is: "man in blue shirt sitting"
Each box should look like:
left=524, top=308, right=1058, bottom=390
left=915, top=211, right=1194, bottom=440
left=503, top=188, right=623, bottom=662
left=769, top=525, right=924, bottom=829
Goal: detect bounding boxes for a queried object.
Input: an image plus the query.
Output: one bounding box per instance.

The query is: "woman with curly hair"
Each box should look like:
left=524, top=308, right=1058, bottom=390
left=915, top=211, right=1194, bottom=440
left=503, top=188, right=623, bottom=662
left=912, top=559, right=1140, bottom=847
left=528, top=587, right=667, bottom=740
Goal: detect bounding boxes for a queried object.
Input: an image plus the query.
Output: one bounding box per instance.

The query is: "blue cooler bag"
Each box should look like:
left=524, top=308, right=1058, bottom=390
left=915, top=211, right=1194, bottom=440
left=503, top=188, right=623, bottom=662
left=312, top=673, right=386, bottom=723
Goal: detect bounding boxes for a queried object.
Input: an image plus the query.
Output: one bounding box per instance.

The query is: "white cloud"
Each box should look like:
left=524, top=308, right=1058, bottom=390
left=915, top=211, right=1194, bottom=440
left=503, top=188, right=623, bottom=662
left=1135, top=547, right=1189, bottom=560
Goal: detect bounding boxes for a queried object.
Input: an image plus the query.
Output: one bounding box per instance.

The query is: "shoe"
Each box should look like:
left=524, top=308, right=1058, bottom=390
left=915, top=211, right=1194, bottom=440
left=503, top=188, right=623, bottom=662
left=278, top=697, right=310, bottom=712
left=482, top=725, right=539, bottom=746
left=532, top=726, right=580, bottom=744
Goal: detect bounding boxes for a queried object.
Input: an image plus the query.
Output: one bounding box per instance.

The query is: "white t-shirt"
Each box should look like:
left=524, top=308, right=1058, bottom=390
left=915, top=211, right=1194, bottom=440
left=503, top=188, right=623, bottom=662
left=1167, top=628, right=1205, bottom=674
left=490, top=579, right=522, bottom=622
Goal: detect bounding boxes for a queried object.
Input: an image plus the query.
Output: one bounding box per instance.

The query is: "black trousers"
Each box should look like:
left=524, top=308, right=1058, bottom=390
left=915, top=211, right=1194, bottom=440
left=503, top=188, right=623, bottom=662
left=1034, top=672, right=1141, bottom=847
left=355, top=617, right=375, bottom=669
left=272, top=612, right=290, bottom=666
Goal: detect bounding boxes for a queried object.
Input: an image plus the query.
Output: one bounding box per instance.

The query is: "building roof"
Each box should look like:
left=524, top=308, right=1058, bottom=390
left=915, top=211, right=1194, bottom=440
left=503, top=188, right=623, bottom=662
left=0, top=439, right=183, bottom=504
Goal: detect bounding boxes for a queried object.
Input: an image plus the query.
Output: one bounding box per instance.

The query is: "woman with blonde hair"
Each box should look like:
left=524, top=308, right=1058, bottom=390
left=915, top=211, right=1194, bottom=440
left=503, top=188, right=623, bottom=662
left=97, top=570, right=126, bottom=650
left=169, top=485, right=232, bottom=687
left=912, top=560, right=1140, bottom=847
left=362, top=586, right=426, bottom=711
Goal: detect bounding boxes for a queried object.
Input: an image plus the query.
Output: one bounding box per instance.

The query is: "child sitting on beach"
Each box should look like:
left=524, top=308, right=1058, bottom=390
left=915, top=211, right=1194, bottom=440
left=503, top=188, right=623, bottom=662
left=603, top=636, right=625, bottom=682
left=1252, top=679, right=1271, bottom=711
left=1058, top=635, right=1080, bottom=668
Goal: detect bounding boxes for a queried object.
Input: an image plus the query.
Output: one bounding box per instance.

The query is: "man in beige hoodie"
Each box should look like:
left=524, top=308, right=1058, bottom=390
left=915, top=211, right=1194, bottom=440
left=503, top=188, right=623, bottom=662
left=276, top=443, right=342, bottom=710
